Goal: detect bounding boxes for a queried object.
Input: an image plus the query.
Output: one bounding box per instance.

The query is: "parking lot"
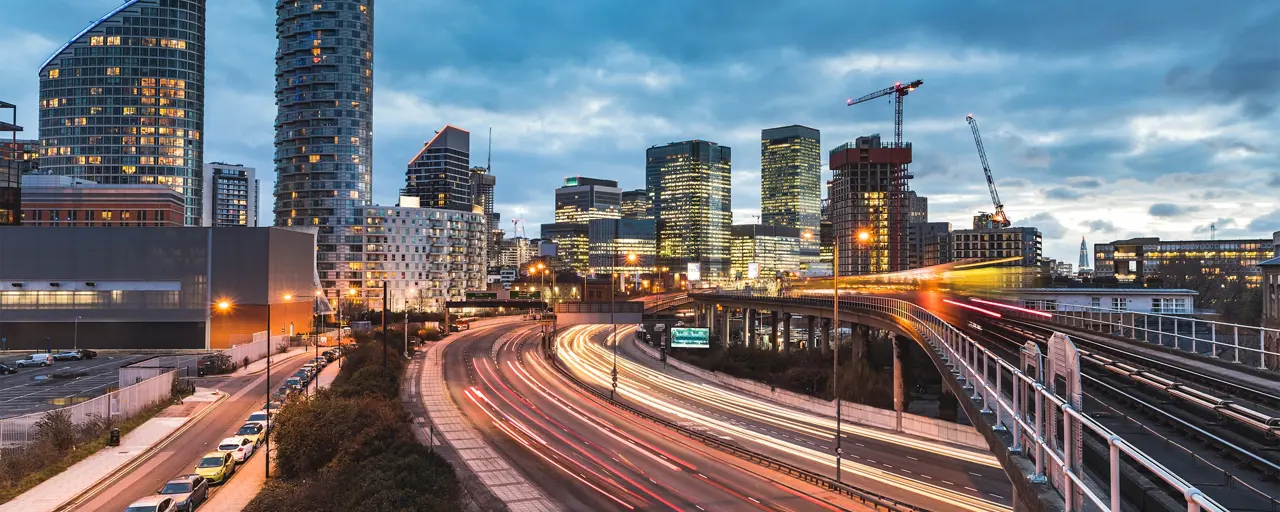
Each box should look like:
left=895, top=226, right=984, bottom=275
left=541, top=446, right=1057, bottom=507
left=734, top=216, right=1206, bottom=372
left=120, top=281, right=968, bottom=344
left=0, top=352, right=203, bottom=419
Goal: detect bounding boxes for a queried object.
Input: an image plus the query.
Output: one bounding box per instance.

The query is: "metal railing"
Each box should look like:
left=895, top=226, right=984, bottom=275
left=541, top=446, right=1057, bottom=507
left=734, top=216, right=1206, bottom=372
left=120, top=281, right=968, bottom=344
left=0, top=369, right=177, bottom=452
left=1005, top=302, right=1279, bottom=372
left=700, top=291, right=1228, bottom=512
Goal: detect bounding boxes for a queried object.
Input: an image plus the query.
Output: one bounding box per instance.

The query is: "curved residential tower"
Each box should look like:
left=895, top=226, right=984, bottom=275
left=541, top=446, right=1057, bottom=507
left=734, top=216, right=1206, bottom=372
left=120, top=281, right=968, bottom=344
left=38, top=0, right=207, bottom=226
left=274, top=0, right=374, bottom=299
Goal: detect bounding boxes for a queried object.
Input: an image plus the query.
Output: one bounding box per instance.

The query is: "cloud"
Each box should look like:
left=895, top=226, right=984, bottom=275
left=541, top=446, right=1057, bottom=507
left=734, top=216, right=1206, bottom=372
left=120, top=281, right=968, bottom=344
left=1148, top=203, right=1201, bottom=218
left=1042, top=187, right=1085, bottom=200
left=1247, top=211, right=1280, bottom=233
left=1016, top=212, right=1066, bottom=239
left=1081, top=220, right=1117, bottom=232
left=1065, top=176, right=1103, bottom=188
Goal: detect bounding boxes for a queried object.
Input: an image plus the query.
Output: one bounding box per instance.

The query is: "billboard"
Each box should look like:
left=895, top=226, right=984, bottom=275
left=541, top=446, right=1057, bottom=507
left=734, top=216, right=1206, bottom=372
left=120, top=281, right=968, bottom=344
left=670, top=327, right=710, bottom=348
left=747, top=262, right=760, bottom=279
left=687, top=262, right=701, bottom=282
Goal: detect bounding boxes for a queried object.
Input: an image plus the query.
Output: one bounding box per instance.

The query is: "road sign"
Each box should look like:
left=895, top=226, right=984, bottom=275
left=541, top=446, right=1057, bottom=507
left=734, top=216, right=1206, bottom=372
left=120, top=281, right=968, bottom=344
left=670, top=327, right=710, bottom=348
left=511, top=290, right=542, bottom=300
left=465, top=291, right=498, bottom=300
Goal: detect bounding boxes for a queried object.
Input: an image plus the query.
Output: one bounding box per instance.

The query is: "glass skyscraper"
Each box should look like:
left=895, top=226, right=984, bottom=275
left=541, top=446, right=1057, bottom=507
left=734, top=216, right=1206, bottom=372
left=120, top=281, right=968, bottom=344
left=646, top=140, right=732, bottom=279
left=274, top=0, right=374, bottom=298
left=403, top=126, right=472, bottom=211
left=554, top=176, right=621, bottom=224
left=37, top=0, right=206, bottom=226
left=760, top=125, right=820, bottom=238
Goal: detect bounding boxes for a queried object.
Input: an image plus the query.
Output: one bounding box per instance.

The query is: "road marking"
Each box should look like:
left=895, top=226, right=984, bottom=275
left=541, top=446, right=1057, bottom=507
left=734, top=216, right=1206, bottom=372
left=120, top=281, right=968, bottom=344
left=748, top=497, right=760, bottom=504
left=942, top=480, right=954, bottom=486
left=965, top=487, right=979, bottom=492
left=969, top=472, right=982, bottom=477
left=906, top=456, right=918, bottom=461
left=921, top=474, right=932, bottom=480
left=990, top=493, right=1005, bottom=499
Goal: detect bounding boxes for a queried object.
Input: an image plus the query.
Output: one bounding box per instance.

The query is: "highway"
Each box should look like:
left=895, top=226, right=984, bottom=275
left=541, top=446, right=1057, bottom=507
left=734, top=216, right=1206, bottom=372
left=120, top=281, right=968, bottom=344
left=555, top=323, right=1013, bottom=512
left=67, top=351, right=314, bottom=512
left=441, top=320, right=872, bottom=511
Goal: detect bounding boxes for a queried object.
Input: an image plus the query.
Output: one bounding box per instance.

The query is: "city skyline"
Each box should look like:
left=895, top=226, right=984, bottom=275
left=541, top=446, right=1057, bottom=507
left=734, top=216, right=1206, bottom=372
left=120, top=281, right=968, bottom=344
left=2, top=0, right=1278, bottom=262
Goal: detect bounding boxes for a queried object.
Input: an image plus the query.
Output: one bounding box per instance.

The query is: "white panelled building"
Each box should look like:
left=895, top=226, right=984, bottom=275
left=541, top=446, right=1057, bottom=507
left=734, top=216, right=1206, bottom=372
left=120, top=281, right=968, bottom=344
left=362, top=197, right=486, bottom=311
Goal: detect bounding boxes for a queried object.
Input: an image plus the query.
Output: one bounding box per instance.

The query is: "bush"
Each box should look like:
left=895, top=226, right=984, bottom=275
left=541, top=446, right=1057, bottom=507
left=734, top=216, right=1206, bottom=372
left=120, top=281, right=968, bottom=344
left=271, top=394, right=406, bottom=479
left=34, top=409, right=77, bottom=453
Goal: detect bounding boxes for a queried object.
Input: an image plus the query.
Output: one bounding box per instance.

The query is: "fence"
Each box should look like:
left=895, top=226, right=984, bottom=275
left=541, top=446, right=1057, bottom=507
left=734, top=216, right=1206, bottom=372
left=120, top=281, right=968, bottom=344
left=0, top=369, right=177, bottom=452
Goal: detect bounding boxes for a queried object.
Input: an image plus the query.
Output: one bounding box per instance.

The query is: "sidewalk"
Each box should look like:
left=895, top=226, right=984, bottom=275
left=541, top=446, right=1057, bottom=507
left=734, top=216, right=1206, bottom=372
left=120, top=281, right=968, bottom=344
left=227, top=347, right=310, bottom=377
left=200, top=357, right=343, bottom=512
left=0, top=388, right=224, bottom=512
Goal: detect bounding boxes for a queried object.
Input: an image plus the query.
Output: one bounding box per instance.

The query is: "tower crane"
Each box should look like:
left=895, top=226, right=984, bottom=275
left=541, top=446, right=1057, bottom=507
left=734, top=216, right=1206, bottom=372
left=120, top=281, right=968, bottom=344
left=511, top=217, right=526, bottom=238
left=965, top=114, right=1011, bottom=228
left=846, top=79, right=924, bottom=148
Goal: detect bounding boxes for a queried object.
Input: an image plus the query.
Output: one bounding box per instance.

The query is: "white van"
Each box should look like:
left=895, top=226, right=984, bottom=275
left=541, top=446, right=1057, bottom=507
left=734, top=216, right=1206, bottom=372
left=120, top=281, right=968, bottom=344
left=13, top=354, right=53, bottom=368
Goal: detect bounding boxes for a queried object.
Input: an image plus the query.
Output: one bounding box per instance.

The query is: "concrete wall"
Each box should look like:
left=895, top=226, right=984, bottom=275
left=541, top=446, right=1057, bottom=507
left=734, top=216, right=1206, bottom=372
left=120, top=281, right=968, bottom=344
left=631, top=338, right=988, bottom=451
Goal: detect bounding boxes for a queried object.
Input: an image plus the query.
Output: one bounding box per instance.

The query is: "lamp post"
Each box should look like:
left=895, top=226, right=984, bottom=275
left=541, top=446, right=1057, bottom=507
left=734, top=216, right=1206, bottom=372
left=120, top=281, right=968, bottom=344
left=832, top=229, right=869, bottom=482
left=73, top=316, right=82, bottom=351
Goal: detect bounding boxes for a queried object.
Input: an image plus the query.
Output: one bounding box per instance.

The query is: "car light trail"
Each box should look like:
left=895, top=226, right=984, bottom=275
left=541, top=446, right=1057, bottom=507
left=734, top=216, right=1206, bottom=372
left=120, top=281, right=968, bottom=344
left=968, top=298, right=1053, bottom=318
left=943, top=299, right=1002, bottom=318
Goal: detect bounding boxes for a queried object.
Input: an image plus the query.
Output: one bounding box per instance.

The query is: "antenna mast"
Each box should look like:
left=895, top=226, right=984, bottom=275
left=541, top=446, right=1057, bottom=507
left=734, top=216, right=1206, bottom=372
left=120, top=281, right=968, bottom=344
left=487, top=127, right=492, bottom=172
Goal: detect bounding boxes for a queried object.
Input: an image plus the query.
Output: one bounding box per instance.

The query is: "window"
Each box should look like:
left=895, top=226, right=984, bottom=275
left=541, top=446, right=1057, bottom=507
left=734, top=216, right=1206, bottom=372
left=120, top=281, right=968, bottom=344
left=1111, top=297, right=1128, bottom=311
left=48, top=69, right=59, bottom=79
left=1090, top=297, right=1101, bottom=310
left=106, top=67, right=120, bottom=76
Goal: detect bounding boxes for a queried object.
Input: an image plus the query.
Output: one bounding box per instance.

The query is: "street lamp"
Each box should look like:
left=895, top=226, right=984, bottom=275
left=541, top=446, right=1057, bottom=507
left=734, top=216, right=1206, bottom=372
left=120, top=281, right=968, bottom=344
left=832, top=228, right=870, bottom=482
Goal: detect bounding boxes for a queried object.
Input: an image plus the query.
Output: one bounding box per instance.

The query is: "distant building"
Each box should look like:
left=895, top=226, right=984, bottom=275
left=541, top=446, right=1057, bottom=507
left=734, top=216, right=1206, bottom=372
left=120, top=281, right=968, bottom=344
left=647, top=140, right=732, bottom=279
left=1, top=138, right=38, bottom=175
left=829, top=135, right=912, bottom=275
left=1052, top=260, right=1074, bottom=277
left=952, top=222, right=1042, bottom=287
left=910, top=221, right=952, bottom=268
left=21, top=175, right=185, bottom=227
left=499, top=237, right=537, bottom=268
left=202, top=162, right=257, bottom=227
left=0, top=104, right=23, bottom=225
left=1003, top=288, right=1197, bottom=315
left=540, top=222, right=590, bottom=274
left=39, top=0, right=207, bottom=226
left=1258, top=257, right=1280, bottom=368
left=361, top=199, right=486, bottom=311
left=1094, top=236, right=1274, bottom=287
left=760, top=125, right=821, bottom=237
left=588, top=218, right=656, bottom=277
left=404, top=126, right=475, bottom=212
left=555, top=176, right=621, bottom=223
left=730, top=224, right=801, bottom=280
left=621, top=189, right=652, bottom=220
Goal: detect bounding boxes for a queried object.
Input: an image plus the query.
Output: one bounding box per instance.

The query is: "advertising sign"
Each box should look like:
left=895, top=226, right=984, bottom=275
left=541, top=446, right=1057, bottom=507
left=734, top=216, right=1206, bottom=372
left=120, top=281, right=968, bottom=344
left=747, top=262, right=760, bottom=279
left=687, top=262, right=701, bottom=282
left=670, top=327, right=710, bottom=348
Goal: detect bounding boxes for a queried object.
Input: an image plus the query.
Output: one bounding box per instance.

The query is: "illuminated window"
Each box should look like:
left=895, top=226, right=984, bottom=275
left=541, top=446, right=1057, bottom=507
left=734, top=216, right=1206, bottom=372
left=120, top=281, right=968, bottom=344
left=141, top=78, right=156, bottom=87
left=314, top=3, right=322, bottom=10
left=48, top=69, right=59, bottom=79
left=90, top=36, right=104, bottom=46
left=122, top=165, right=137, bottom=174
left=122, top=107, right=137, bottom=115
left=106, top=36, right=121, bottom=45
left=106, top=67, right=120, bottom=76
left=309, top=155, right=321, bottom=163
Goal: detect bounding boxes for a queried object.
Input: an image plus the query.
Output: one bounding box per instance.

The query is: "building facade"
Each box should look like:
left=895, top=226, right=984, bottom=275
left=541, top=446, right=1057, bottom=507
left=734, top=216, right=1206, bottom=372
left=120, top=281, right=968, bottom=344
left=621, top=189, right=652, bottom=220
left=402, top=126, right=472, bottom=211
left=202, top=162, right=257, bottom=227
left=1, top=138, right=39, bottom=175
left=540, top=222, right=590, bottom=274
left=358, top=200, right=486, bottom=311
left=587, top=218, right=656, bottom=276
left=273, top=0, right=374, bottom=301
left=498, top=237, right=537, bottom=268
left=1003, top=288, right=1197, bottom=315
left=829, top=135, right=912, bottom=275
left=1093, top=237, right=1274, bottom=287
left=951, top=226, right=1042, bottom=265
left=21, top=175, right=184, bottom=227
left=38, top=0, right=207, bottom=226
left=646, top=140, right=732, bottom=279
left=1259, top=257, right=1280, bottom=369
left=0, top=104, right=23, bottom=225
left=760, top=125, right=821, bottom=237
left=555, top=176, right=621, bottom=223
left=729, top=224, right=801, bottom=280
left=910, top=221, right=952, bottom=268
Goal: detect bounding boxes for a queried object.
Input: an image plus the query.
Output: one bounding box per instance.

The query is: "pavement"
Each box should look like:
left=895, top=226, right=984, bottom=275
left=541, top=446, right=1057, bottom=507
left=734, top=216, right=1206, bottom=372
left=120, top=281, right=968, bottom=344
left=0, top=387, right=224, bottom=512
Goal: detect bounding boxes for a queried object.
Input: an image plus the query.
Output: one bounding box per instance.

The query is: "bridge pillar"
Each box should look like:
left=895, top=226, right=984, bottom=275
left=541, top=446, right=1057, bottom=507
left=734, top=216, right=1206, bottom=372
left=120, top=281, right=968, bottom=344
left=821, top=317, right=832, bottom=353
left=722, top=306, right=732, bottom=346
left=806, top=315, right=816, bottom=350
left=782, top=313, right=792, bottom=353
left=770, top=311, right=779, bottom=351
left=746, top=309, right=757, bottom=348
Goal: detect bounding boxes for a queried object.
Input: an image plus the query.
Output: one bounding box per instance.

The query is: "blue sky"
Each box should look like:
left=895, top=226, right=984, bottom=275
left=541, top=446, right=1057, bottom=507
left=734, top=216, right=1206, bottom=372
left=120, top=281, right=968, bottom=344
left=2, top=0, right=1278, bottom=262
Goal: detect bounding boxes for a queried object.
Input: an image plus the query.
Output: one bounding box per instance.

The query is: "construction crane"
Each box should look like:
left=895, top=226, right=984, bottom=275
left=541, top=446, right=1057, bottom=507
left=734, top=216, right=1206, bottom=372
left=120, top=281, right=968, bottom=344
left=965, top=114, right=1011, bottom=228
left=511, top=217, right=526, bottom=238
left=846, top=79, right=924, bottom=148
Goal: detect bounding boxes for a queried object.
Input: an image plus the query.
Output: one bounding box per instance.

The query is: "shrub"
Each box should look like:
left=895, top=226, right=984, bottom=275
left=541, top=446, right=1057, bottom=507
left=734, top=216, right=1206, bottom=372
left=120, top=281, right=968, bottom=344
left=33, top=409, right=77, bottom=453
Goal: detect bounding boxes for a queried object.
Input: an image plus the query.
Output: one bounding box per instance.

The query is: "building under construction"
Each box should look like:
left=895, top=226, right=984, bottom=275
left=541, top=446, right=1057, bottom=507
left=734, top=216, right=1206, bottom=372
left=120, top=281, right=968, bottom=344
left=829, top=134, right=912, bottom=275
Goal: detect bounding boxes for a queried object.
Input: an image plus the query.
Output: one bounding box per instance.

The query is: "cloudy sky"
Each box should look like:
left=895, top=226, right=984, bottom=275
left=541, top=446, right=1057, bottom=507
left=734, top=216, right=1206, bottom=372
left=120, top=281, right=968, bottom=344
left=2, top=0, right=1278, bottom=263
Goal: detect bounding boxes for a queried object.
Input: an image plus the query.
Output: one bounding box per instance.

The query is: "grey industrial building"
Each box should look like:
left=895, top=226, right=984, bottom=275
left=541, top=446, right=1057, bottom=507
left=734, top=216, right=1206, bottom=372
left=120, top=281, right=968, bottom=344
left=0, top=227, right=318, bottom=350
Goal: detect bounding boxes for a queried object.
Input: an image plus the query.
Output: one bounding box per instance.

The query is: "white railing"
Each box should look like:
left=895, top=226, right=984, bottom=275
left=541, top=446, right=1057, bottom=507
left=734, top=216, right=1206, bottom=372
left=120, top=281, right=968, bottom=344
left=1007, top=302, right=1279, bottom=372
left=704, top=291, right=1228, bottom=512
left=0, top=369, right=177, bottom=452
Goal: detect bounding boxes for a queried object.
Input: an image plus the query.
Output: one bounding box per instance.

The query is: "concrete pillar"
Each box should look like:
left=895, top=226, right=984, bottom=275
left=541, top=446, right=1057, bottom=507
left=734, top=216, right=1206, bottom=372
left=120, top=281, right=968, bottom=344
left=821, top=318, right=832, bottom=353
left=746, top=309, right=756, bottom=348
left=807, top=316, right=816, bottom=349
left=851, top=324, right=869, bottom=362
left=723, top=306, right=732, bottom=346
left=782, top=314, right=792, bottom=353
left=770, top=311, right=779, bottom=351
left=893, top=337, right=904, bottom=431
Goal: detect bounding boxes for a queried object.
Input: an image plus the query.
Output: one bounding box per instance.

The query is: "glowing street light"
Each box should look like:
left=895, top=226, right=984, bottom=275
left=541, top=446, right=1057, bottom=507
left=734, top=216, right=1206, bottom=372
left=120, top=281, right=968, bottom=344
left=216, top=300, right=231, bottom=311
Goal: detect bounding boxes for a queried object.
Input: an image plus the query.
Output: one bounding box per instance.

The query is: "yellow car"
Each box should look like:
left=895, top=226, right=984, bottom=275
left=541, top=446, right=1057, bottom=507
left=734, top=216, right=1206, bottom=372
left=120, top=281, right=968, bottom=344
left=193, top=452, right=236, bottom=484
left=234, top=422, right=265, bottom=446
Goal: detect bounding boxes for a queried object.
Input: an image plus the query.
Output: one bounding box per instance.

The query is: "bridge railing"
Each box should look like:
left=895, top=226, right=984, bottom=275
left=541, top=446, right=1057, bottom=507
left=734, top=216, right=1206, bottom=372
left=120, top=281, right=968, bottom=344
left=999, top=301, right=1278, bottom=372
left=702, top=290, right=1228, bottom=512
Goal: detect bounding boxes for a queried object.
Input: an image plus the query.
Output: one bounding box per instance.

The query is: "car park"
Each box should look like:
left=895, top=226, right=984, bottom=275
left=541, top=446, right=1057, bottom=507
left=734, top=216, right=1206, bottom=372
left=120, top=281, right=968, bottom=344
left=193, top=452, right=235, bottom=484
left=125, top=495, right=179, bottom=512
left=216, top=436, right=257, bottom=463
left=12, top=354, right=52, bottom=368
left=52, top=351, right=84, bottom=361
left=235, top=423, right=265, bottom=446
left=0, top=362, right=16, bottom=374
left=155, top=474, right=208, bottom=511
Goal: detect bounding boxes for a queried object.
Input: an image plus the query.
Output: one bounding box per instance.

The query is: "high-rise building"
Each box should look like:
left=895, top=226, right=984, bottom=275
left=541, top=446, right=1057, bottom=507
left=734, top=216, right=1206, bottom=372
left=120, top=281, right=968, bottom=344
left=760, top=125, right=821, bottom=238
left=951, top=224, right=1042, bottom=287
left=498, top=237, right=537, bottom=268
left=471, top=166, right=497, bottom=224
left=540, top=222, right=590, bottom=274
left=1078, top=236, right=1090, bottom=272
left=38, top=0, right=207, bottom=226
left=646, top=140, right=732, bottom=279
left=0, top=102, right=22, bottom=225
left=555, top=177, right=621, bottom=223
left=358, top=199, right=487, bottom=311
left=21, top=175, right=185, bottom=227
left=910, top=221, right=952, bottom=268
left=829, top=135, right=912, bottom=275
left=730, top=224, right=801, bottom=280
left=202, top=162, right=257, bottom=227
left=274, top=0, right=374, bottom=299
left=402, top=126, right=473, bottom=211
left=621, top=189, right=652, bottom=220
left=588, top=218, right=656, bottom=277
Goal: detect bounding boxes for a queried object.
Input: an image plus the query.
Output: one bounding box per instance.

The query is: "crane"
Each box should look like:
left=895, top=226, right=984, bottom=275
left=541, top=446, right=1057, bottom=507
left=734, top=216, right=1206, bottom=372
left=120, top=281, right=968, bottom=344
left=511, top=217, right=526, bottom=238
left=846, top=79, right=923, bottom=148
left=965, top=114, right=1010, bottom=228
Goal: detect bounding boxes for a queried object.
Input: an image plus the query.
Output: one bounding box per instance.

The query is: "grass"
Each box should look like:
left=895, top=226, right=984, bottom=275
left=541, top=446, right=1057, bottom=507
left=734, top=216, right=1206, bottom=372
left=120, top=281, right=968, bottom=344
left=0, top=398, right=177, bottom=504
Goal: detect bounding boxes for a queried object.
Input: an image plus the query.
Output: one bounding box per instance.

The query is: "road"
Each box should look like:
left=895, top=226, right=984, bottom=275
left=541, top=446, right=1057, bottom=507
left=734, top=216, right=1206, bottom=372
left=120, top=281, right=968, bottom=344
left=69, top=351, right=315, bottom=512
left=442, top=321, right=871, bottom=511
left=557, top=324, right=1012, bottom=512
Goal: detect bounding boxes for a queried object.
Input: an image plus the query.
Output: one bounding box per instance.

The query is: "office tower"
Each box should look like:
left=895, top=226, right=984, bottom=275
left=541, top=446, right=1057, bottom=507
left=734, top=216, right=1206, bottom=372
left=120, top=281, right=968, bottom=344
left=829, top=135, right=912, bottom=275
left=402, top=126, right=473, bottom=211
left=274, top=0, right=374, bottom=297
left=21, top=175, right=185, bottom=227
left=202, top=162, right=257, bottom=227
left=730, top=224, right=801, bottom=280
left=555, top=177, right=622, bottom=223
left=540, top=222, right=590, bottom=274
left=646, top=140, right=732, bottom=279
left=588, top=218, right=656, bottom=276
left=621, top=189, right=652, bottom=220
left=37, top=0, right=207, bottom=226
left=0, top=102, right=21, bottom=225
left=760, top=125, right=821, bottom=237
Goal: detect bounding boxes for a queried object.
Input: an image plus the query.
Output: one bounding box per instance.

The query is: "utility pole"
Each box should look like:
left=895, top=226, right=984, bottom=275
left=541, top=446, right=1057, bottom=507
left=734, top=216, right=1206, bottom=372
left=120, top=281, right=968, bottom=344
left=381, top=281, right=388, bottom=367
left=832, top=240, right=842, bottom=482
left=610, top=261, right=619, bottom=399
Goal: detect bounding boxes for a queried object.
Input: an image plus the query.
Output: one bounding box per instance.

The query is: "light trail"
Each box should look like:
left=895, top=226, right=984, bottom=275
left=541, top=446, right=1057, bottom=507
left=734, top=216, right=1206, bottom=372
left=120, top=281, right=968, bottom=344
left=968, top=297, right=1053, bottom=318
left=943, top=299, right=1003, bottom=318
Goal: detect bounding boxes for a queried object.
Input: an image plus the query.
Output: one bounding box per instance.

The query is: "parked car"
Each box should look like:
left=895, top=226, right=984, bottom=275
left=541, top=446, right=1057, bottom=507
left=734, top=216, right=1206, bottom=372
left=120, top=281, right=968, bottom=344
left=193, top=452, right=235, bottom=484
left=216, top=436, right=257, bottom=463
left=77, top=349, right=98, bottom=359
left=245, top=411, right=271, bottom=432
left=235, top=423, right=265, bottom=446
left=155, top=474, right=208, bottom=512
left=12, top=354, right=52, bottom=368
left=312, top=356, right=327, bottom=368
left=52, top=351, right=83, bottom=361
left=0, top=363, right=16, bottom=374
left=125, top=495, right=179, bottom=512
left=284, top=376, right=303, bottom=391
